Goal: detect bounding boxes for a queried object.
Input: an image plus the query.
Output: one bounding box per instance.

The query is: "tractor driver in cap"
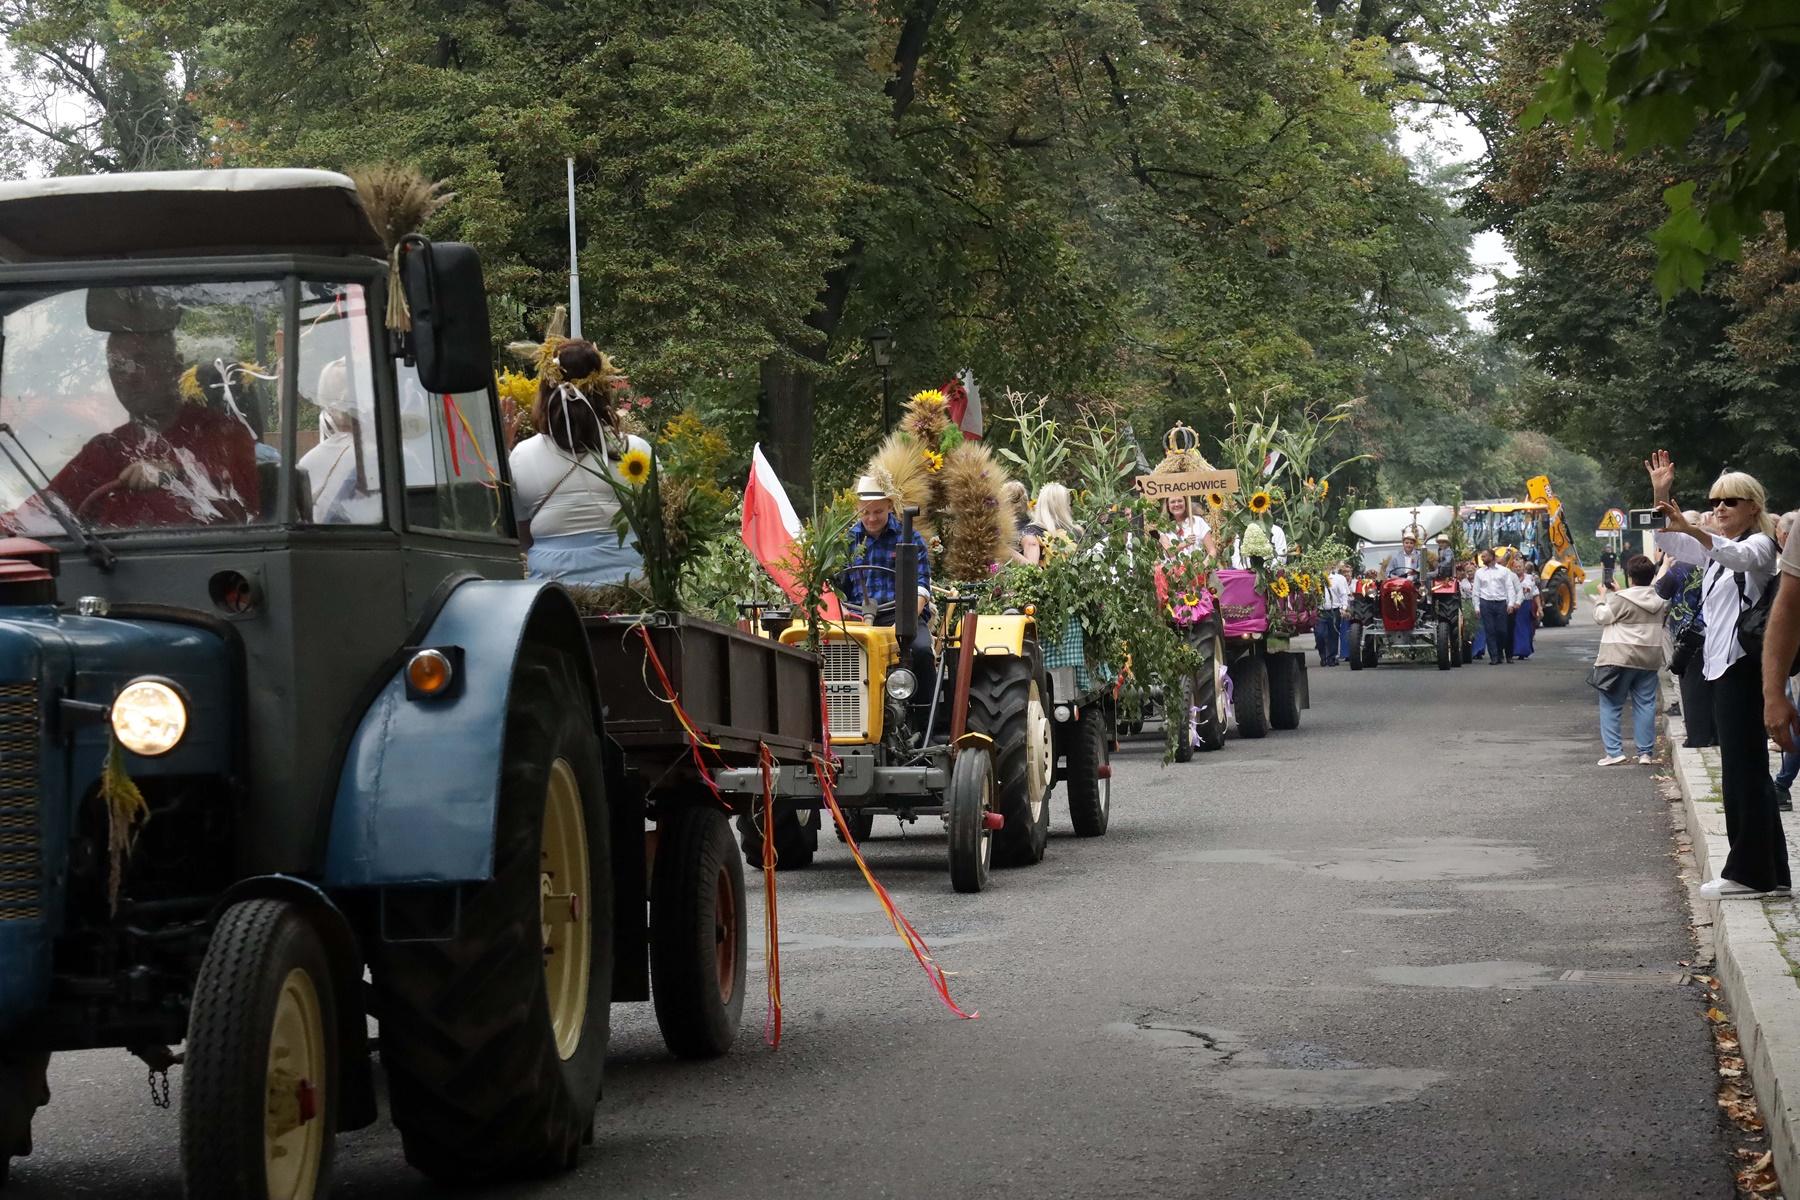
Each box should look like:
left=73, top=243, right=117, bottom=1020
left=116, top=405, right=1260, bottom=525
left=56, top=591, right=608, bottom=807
left=842, top=476, right=937, bottom=725
left=17, top=329, right=257, bottom=531
left=1387, top=531, right=1424, bottom=578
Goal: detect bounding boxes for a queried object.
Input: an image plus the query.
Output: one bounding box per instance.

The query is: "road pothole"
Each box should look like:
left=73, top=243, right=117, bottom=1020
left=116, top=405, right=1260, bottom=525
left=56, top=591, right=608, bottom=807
left=1197, top=1067, right=1446, bottom=1111
left=1107, top=1019, right=1442, bottom=1110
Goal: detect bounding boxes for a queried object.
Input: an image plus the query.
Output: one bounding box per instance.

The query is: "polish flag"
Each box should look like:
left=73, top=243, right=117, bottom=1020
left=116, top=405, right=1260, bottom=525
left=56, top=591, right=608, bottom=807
left=957, top=368, right=983, bottom=440
left=742, top=445, right=843, bottom=620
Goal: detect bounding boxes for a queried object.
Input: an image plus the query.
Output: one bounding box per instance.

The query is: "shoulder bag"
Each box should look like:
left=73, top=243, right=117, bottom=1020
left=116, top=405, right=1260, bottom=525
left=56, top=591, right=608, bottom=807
left=1733, top=560, right=1800, bottom=678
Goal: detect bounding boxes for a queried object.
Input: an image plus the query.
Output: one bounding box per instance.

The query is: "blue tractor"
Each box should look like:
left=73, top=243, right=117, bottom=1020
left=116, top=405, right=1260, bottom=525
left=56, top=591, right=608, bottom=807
left=0, top=169, right=756, bottom=1197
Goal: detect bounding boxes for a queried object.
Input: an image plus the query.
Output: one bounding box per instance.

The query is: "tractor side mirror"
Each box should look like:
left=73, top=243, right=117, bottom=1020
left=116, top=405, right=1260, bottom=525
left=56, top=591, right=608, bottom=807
left=397, top=235, right=493, bottom=395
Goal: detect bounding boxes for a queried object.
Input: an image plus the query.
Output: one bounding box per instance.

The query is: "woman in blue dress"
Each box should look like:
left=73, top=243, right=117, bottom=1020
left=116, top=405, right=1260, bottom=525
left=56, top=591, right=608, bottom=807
left=1511, top=557, right=1541, bottom=660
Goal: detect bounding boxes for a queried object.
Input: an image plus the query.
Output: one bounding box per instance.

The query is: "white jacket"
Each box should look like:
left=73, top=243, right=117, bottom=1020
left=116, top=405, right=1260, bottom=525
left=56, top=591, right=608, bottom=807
left=1592, top=585, right=1669, bottom=670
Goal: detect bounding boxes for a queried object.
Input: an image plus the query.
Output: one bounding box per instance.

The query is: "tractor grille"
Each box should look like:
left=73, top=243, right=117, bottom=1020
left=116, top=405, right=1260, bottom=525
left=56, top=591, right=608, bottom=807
left=0, top=682, right=41, bottom=922
left=820, top=641, right=869, bottom=740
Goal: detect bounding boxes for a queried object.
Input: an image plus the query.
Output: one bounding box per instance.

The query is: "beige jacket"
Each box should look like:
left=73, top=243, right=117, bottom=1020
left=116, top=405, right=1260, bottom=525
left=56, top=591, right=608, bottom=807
left=1592, top=585, right=1669, bottom=670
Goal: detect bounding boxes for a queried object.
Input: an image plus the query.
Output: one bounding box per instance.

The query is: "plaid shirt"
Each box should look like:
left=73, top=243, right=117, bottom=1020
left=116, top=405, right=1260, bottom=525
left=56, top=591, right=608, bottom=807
left=842, top=514, right=931, bottom=613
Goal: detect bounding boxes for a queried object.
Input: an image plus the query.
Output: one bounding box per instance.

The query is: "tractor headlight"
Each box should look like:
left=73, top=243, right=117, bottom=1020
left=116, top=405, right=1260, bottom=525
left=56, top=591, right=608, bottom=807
left=1053, top=704, right=1073, bottom=723
left=885, top=668, right=917, bottom=700
left=110, top=678, right=187, bottom=757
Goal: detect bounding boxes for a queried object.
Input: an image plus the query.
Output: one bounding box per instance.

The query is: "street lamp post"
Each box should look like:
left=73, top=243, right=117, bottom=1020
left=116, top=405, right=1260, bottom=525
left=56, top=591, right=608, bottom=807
left=867, top=324, right=894, bottom=431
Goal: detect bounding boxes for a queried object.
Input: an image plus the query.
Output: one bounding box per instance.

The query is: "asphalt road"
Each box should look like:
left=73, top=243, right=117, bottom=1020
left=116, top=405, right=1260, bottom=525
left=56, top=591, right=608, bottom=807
left=10, top=622, right=1735, bottom=1198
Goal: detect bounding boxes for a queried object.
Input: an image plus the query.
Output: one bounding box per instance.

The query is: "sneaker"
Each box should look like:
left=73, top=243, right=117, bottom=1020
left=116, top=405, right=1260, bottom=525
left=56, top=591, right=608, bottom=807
left=1700, top=877, right=1772, bottom=900
left=1637, top=754, right=1655, bottom=765
left=1780, top=786, right=1794, bottom=813
left=1597, top=755, right=1628, bottom=767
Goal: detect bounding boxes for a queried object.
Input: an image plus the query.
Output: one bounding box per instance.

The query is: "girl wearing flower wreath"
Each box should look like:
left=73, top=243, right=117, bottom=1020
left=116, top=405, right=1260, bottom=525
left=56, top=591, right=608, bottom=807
left=507, top=338, right=655, bottom=585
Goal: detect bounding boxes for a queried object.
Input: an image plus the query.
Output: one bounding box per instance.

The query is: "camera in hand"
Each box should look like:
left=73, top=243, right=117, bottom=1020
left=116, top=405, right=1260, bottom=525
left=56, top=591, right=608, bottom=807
left=1627, top=507, right=1666, bottom=531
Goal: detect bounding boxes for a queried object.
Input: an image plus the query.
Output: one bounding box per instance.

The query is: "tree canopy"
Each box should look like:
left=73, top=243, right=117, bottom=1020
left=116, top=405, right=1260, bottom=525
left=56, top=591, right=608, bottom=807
left=0, top=0, right=1621, bottom=531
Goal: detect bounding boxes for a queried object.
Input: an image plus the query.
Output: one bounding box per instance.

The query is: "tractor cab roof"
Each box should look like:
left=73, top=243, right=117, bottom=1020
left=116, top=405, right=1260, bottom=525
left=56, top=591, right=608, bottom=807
left=1464, top=500, right=1549, bottom=513
left=1347, top=505, right=1454, bottom=544
left=0, top=169, right=384, bottom=263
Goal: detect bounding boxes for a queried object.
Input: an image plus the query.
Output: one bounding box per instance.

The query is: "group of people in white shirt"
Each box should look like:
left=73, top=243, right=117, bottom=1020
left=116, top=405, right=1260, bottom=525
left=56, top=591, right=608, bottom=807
left=1464, top=549, right=1543, bottom=664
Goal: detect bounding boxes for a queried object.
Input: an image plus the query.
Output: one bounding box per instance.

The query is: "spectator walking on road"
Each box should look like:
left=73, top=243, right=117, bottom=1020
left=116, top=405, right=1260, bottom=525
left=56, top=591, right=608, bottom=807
left=1472, top=550, right=1518, bottom=667
left=1601, top=546, right=1618, bottom=589
left=1649, top=450, right=1788, bottom=900
left=1592, top=554, right=1667, bottom=766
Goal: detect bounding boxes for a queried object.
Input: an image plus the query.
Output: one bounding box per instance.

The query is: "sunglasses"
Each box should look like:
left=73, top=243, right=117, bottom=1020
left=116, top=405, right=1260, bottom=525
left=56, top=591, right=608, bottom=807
left=1711, top=497, right=1747, bottom=509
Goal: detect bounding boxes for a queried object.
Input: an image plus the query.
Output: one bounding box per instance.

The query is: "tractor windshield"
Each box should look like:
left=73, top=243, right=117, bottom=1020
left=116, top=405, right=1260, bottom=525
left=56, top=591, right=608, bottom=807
left=0, top=280, right=285, bottom=535
left=0, top=278, right=394, bottom=536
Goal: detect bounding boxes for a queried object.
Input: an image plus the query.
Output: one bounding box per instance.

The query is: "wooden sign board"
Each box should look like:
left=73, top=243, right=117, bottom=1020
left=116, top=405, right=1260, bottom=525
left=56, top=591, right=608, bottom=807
left=1136, top=469, right=1240, bottom=501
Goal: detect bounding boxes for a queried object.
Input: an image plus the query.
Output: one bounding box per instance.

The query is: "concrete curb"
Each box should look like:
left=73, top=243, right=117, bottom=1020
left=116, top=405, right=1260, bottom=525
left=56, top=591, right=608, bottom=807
left=1663, top=683, right=1800, bottom=1196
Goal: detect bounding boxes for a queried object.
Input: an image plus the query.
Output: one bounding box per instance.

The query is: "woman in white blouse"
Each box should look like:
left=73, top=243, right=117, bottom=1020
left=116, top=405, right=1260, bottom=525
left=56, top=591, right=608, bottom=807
left=1649, top=449, right=1787, bottom=899
left=1158, top=494, right=1218, bottom=560
left=508, top=340, right=651, bottom=586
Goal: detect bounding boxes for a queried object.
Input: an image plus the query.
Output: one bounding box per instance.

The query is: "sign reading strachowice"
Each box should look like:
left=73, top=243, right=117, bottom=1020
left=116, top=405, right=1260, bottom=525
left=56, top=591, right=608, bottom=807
left=1136, top=469, right=1240, bottom=501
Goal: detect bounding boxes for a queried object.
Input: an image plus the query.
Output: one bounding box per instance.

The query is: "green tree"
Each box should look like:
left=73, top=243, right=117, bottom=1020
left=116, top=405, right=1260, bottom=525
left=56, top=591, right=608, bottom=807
left=1523, top=0, right=1800, bottom=295
left=1481, top=0, right=1800, bottom=507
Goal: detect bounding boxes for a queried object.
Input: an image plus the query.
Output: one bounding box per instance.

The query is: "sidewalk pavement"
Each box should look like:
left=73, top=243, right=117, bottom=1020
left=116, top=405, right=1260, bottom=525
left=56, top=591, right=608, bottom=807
left=1664, top=681, right=1800, bottom=1196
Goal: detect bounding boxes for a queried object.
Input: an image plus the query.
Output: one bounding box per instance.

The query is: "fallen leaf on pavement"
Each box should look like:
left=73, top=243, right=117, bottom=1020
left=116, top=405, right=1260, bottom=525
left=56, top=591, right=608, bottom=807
left=1708, top=1006, right=1731, bottom=1023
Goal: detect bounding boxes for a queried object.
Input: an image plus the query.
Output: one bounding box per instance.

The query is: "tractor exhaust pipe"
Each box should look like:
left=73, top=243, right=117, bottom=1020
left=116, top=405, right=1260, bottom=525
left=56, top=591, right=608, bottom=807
left=896, top=506, right=920, bottom=648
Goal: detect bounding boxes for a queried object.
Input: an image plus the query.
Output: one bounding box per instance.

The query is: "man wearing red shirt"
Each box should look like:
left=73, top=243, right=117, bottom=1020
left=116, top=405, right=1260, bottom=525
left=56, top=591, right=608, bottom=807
left=35, top=331, right=258, bottom=529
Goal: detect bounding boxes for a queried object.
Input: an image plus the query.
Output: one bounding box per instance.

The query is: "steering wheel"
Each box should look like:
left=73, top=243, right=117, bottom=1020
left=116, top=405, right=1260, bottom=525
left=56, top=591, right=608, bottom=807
left=76, top=480, right=125, bottom=521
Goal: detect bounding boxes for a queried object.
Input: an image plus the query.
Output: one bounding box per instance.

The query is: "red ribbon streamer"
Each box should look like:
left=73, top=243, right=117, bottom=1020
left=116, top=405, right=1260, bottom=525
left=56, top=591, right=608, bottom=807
left=758, top=742, right=782, bottom=1048
left=634, top=624, right=726, bottom=803
left=442, top=394, right=462, bottom=476
left=808, top=680, right=977, bottom=1020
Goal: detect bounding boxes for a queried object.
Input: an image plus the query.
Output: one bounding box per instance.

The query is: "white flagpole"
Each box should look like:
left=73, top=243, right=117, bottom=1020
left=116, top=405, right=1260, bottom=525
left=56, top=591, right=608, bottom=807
left=566, top=157, right=582, bottom=339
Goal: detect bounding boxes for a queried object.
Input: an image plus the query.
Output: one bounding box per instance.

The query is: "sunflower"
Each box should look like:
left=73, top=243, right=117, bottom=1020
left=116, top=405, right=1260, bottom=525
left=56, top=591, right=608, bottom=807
left=909, top=388, right=948, bottom=409
left=923, top=449, right=945, bottom=473
left=618, top=448, right=653, bottom=486
left=178, top=365, right=205, bottom=405
left=1297, top=572, right=1313, bottom=592
left=1270, top=575, right=1291, bottom=598
left=1205, top=491, right=1226, bottom=511
left=1318, top=479, right=1329, bottom=499
left=1247, top=490, right=1273, bottom=515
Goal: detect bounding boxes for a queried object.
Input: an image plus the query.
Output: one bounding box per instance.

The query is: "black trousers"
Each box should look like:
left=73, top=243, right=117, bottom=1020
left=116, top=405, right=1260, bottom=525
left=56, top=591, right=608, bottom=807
left=1479, top=600, right=1511, bottom=665
left=1680, top=652, right=1717, bottom=747
left=1714, top=653, right=1791, bottom=892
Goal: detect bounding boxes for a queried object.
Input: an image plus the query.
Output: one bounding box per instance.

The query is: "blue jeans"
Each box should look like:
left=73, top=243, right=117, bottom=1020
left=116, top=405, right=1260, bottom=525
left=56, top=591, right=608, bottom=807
left=1597, top=667, right=1658, bottom=757
left=1316, top=610, right=1342, bottom=665
left=1778, top=678, right=1800, bottom=789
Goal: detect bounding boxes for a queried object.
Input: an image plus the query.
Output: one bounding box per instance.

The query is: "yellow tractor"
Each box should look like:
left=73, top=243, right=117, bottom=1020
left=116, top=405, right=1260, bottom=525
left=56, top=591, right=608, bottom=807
left=722, top=510, right=1059, bottom=893
left=1460, top=475, right=1587, bottom=627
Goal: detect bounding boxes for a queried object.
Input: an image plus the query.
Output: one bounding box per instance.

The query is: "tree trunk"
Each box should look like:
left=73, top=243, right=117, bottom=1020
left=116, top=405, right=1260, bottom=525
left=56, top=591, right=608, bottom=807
left=759, top=360, right=817, bottom=509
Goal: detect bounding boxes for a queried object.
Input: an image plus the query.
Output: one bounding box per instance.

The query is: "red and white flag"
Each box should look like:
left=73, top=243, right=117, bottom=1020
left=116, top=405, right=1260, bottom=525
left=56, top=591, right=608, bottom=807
left=742, top=445, right=843, bottom=620
left=957, top=368, right=983, bottom=440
